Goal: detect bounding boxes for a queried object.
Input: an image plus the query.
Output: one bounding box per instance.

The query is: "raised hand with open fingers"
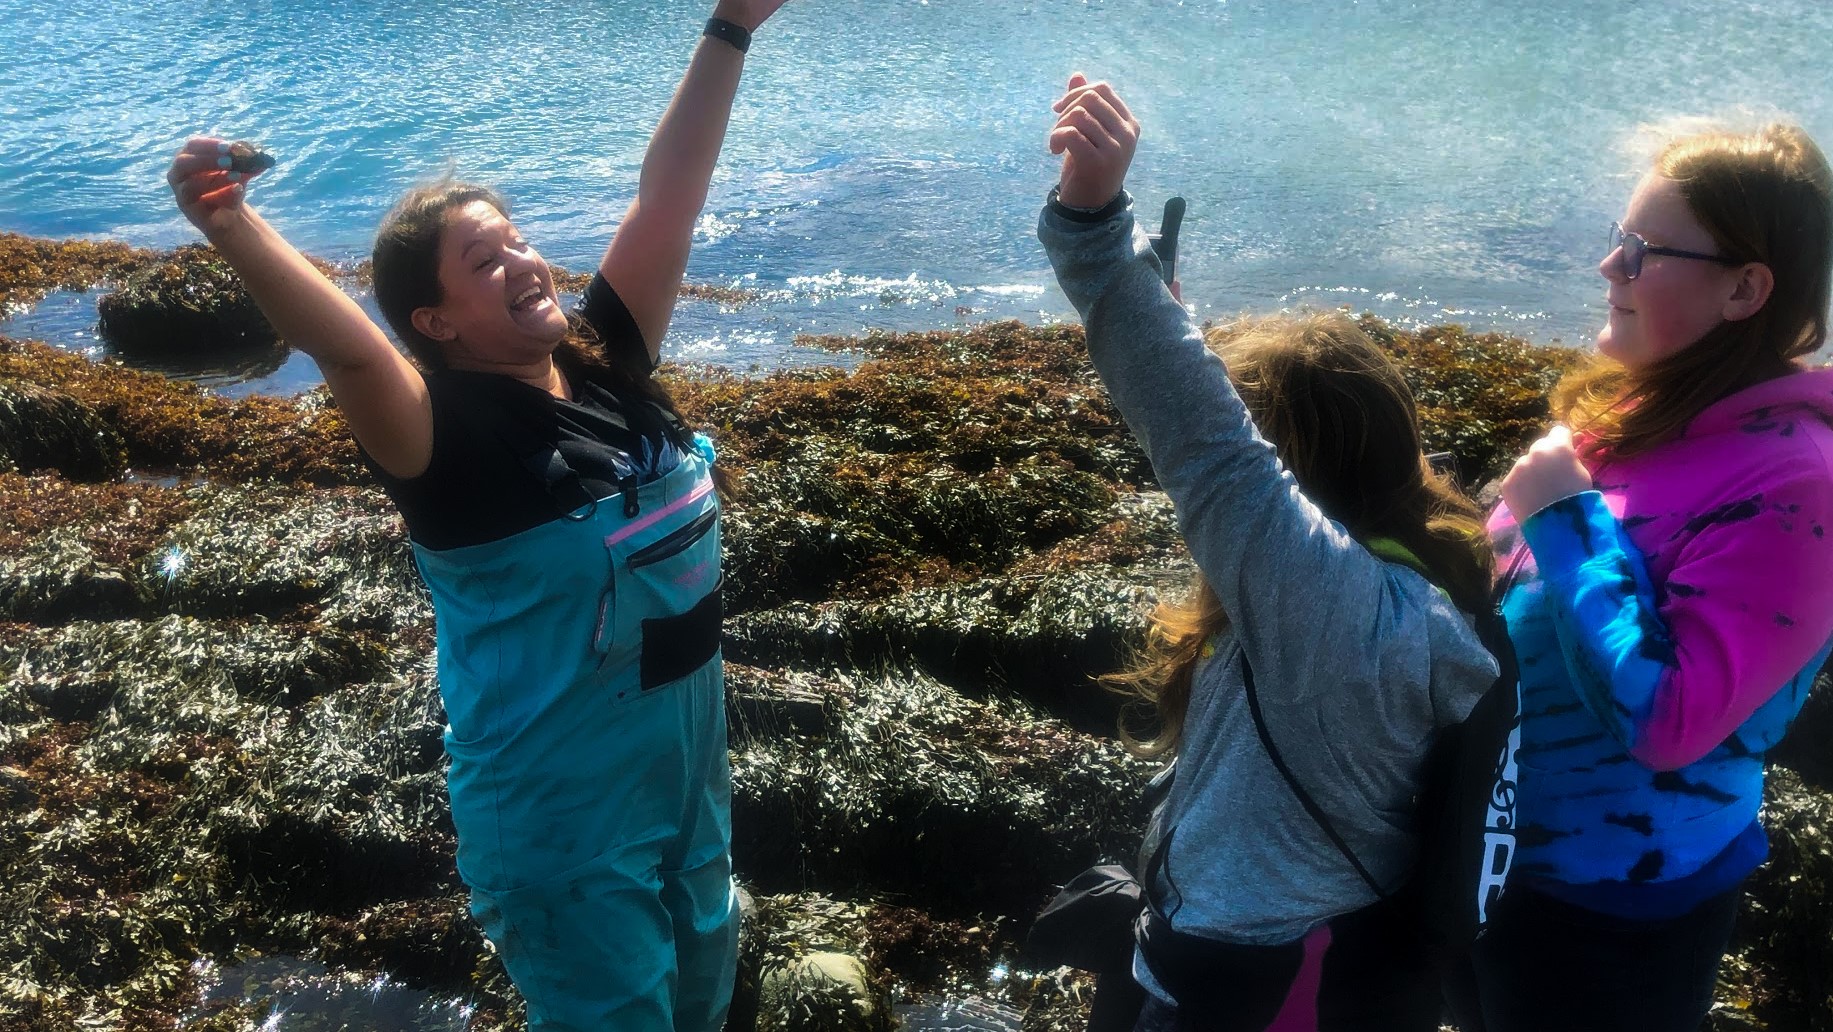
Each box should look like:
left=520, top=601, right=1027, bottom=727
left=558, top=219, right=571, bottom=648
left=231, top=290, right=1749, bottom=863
left=1048, top=72, right=1141, bottom=210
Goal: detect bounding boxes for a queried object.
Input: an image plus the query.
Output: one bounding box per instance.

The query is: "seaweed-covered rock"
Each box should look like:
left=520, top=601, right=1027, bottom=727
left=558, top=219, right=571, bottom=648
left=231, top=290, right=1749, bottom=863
left=0, top=337, right=365, bottom=483
left=0, top=473, right=199, bottom=573
left=720, top=444, right=1118, bottom=611
left=0, top=270, right=1815, bottom=1029
left=96, top=244, right=282, bottom=356
left=725, top=568, right=1167, bottom=734
left=146, top=484, right=426, bottom=629
left=1731, top=768, right=1833, bottom=1029
left=730, top=667, right=1155, bottom=916
left=0, top=530, right=139, bottom=626
left=1354, top=316, right=1582, bottom=486
left=0, top=232, right=157, bottom=311
left=757, top=952, right=892, bottom=1032
left=0, top=380, right=127, bottom=481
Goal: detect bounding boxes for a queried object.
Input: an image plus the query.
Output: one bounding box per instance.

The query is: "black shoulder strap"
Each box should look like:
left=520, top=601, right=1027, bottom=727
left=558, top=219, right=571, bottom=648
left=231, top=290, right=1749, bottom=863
left=1238, top=543, right=1534, bottom=900
left=1241, top=655, right=1388, bottom=898
left=1149, top=544, right=1535, bottom=911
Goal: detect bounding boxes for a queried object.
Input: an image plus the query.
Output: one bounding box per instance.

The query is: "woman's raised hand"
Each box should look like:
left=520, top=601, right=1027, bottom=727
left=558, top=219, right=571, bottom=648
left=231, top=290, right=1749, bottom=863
left=166, top=136, right=267, bottom=239
left=711, top=0, right=792, bottom=32
left=1049, top=72, right=1140, bottom=210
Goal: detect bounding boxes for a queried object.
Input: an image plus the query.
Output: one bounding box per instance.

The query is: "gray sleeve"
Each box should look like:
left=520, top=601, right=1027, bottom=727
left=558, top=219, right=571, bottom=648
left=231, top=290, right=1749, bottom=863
left=1037, top=196, right=1428, bottom=709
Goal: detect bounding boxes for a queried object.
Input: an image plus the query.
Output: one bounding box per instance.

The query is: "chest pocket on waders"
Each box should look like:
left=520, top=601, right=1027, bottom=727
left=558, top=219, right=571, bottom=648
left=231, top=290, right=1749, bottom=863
left=590, top=455, right=724, bottom=703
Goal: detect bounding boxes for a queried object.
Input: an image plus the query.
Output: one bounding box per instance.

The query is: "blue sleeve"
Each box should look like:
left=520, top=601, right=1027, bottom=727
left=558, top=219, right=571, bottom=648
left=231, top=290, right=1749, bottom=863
left=1518, top=490, right=1674, bottom=752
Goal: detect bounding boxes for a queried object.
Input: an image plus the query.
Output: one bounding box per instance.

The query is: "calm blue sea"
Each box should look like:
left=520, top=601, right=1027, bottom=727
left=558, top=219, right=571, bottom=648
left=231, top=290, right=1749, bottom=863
left=3, top=0, right=1831, bottom=395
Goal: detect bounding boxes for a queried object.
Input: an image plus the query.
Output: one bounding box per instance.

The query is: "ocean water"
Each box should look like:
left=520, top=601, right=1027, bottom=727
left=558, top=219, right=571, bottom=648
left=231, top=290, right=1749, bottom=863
left=3, top=0, right=1831, bottom=392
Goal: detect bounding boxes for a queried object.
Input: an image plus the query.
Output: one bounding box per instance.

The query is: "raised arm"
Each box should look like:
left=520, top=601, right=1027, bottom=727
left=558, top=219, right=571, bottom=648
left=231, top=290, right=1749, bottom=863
left=1037, top=76, right=1440, bottom=703
left=599, top=0, right=792, bottom=360
left=167, top=137, right=431, bottom=479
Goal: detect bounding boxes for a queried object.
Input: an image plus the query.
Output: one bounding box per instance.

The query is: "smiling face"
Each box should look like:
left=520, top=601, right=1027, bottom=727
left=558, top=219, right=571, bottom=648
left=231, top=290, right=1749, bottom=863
left=413, top=200, right=568, bottom=367
left=1596, top=174, right=1747, bottom=371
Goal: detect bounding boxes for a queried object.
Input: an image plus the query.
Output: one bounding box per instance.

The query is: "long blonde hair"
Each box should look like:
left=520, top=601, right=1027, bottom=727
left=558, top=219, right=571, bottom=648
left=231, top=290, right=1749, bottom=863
left=1558, top=124, right=1833, bottom=460
left=1104, top=313, right=1493, bottom=758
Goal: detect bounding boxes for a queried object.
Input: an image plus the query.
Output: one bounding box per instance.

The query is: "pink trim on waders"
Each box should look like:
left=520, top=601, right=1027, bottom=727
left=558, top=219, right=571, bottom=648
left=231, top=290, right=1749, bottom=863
left=1266, top=923, right=1331, bottom=1031
left=602, top=477, right=715, bottom=549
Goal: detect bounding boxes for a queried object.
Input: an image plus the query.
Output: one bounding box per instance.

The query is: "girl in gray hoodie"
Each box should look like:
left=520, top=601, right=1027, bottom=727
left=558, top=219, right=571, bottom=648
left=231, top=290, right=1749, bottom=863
left=1039, top=74, right=1499, bottom=1031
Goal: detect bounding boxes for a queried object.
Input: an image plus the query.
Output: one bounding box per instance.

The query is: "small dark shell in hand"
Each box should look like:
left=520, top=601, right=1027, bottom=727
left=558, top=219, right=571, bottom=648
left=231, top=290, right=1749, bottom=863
left=226, top=141, right=275, bottom=175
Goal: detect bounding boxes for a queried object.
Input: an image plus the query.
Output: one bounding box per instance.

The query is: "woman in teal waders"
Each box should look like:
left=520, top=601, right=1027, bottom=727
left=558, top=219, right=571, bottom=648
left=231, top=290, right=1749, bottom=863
left=164, top=3, right=794, bottom=1027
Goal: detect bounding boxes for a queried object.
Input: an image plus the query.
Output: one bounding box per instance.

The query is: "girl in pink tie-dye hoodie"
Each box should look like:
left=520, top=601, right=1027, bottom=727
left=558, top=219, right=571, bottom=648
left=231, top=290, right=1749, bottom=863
left=1451, top=125, right=1833, bottom=1032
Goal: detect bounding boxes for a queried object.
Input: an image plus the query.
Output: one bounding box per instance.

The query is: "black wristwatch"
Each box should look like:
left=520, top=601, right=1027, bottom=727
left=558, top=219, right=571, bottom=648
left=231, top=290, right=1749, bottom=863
left=703, top=17, right=751, bottom=53
left=1048, top=186, right=1129, bottom=223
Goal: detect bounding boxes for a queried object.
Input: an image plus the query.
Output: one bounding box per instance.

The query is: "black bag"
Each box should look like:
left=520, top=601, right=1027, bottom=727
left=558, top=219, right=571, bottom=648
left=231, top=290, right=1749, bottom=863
left=1022, top=763, right=1177, bottom=973
left=1023, top=863, right=1145, bottom=973
left=1241, top=546, right=1528, bottom=963
left=1412, top=552, right=1527, bottom=957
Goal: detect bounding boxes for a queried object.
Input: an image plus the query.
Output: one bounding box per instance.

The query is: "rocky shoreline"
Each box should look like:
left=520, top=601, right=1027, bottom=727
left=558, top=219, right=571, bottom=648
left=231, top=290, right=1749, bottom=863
left=0, top=234, right=1827, bottom=1031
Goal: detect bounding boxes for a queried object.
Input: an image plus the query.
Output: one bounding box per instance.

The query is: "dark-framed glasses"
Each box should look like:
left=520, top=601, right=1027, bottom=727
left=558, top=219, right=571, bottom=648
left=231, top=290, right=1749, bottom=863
left=1608, top=222, right=1741, bottom=280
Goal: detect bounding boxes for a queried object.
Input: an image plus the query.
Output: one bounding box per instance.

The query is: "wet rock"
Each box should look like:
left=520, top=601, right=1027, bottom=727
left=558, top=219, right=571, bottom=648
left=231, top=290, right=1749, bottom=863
left=96, top=244, right=282, bottom=356
left=757, top=952, right=892, bottom=1032
left=0, top=380, right=127, bottom=480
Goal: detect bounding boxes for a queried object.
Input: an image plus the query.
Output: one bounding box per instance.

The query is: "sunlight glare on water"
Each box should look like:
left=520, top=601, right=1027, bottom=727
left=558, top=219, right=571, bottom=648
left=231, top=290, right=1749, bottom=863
left=3, top=0, right=1829, bottom=390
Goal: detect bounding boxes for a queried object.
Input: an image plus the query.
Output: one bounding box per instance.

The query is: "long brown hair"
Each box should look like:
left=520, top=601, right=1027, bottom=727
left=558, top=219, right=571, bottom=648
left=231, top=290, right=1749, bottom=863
left=1557, top=124, right=1833, bottom=460
left=370, top=181, right=698, bottom=455
left=1105, top=313, right=1494, bottom=758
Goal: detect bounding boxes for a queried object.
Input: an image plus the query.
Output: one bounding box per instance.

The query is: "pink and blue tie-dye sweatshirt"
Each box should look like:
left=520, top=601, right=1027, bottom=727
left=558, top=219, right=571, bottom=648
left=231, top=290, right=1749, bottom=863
left=1490, top=367, right=1833, bottom=914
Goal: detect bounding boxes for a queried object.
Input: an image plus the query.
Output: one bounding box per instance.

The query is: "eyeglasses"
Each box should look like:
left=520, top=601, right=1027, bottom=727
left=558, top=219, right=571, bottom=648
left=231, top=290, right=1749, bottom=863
left=1608, top=222, right=1741, bottom=280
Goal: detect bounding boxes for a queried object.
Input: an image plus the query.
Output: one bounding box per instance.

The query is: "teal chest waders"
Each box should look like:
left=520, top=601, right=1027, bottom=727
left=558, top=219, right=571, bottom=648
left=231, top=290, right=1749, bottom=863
left=413, top=440, right=735, bottom=1030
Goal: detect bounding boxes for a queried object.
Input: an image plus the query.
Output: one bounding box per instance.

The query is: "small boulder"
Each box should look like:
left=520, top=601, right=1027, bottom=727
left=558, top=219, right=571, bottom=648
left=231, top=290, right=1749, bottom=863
left=757, top=951, right=892, bottom=1032
left=96, top=244, right=282, bottom=356
left=0, top=380, right=127, bottom=480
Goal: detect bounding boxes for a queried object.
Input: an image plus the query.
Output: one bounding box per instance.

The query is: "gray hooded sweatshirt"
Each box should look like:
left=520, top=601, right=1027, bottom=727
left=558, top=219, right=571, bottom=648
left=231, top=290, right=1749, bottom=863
left=1038, top=196, right=1498, bottom=951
